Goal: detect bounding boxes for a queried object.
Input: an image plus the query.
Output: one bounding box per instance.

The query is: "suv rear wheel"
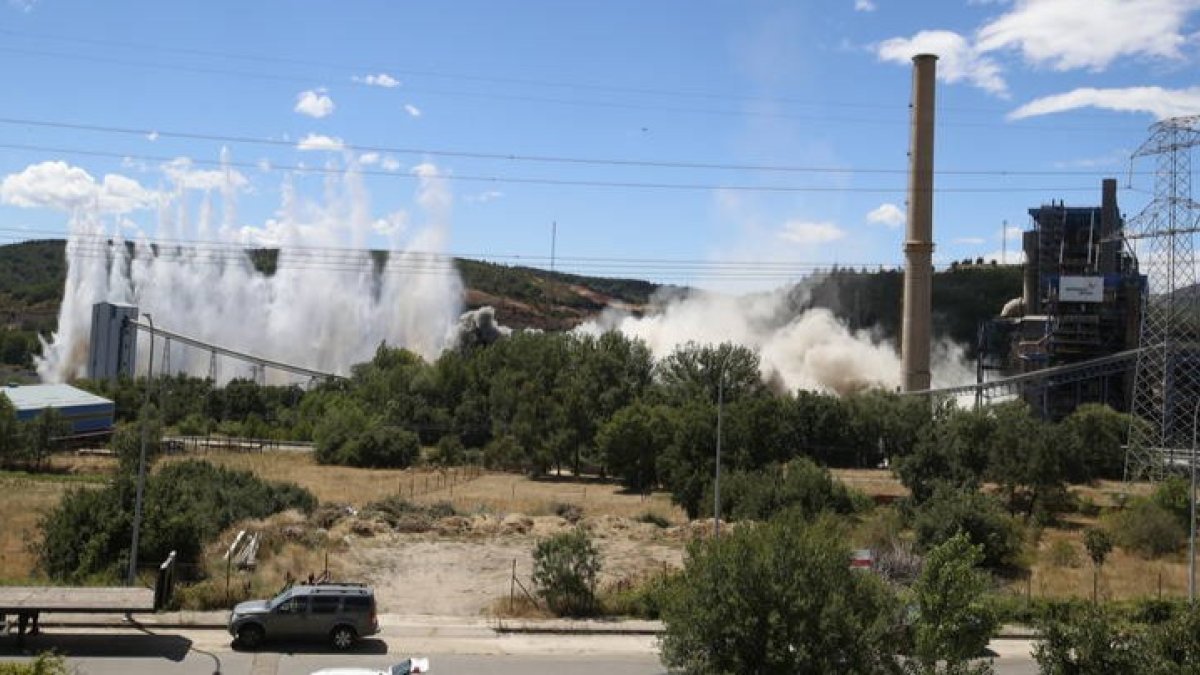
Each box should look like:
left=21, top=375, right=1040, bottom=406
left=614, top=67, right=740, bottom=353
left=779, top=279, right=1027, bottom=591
left=237, top=624, right=265, bottom=650
left=330, top=624, right=356, bottom=650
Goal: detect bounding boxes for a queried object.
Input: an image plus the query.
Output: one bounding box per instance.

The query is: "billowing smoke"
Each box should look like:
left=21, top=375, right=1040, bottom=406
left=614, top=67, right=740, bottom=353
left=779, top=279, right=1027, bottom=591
left=578, top=286, right=973, bottom=396
left=37, top=160, right=463, bottom=383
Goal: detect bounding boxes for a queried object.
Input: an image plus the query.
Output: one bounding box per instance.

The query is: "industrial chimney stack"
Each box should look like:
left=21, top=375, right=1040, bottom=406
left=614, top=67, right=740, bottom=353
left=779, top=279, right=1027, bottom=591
left=901, top=54, right=937, bottom=392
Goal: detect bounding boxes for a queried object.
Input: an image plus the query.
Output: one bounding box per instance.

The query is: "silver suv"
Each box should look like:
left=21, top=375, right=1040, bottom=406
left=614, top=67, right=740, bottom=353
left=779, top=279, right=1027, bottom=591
left=228, top=583, right=379, bottom=650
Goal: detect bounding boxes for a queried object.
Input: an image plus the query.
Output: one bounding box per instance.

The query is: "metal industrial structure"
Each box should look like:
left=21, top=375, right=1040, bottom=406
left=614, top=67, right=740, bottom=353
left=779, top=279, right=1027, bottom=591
left=976, top=179, right=1144, bottom=418
left=0, top=383, right=116, bottom=437
left=1123, top=115, right=1200, bottom=483
left=87, top=301, right=344, bottom=384
left=901, top=54, right=937, bottom=393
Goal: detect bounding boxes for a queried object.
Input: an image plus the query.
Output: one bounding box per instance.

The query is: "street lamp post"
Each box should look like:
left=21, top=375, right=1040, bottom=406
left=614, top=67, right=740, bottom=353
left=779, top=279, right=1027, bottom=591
left=127, top=313, right=154, bottom=586
left=1191, top=403, right=1199, bottom=604
left=714, top=349, right=732, bottom=540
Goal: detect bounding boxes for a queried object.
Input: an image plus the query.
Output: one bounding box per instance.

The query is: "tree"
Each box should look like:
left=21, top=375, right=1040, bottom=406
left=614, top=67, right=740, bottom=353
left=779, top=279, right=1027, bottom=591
left=1033, top=607, right=1150, bottom=675
left=659, top=515, right=903, bottom=674
left=531, top=528, right=601, bottom=616
left=1083, top=528, right=1113, bottom=604
left=25, top=407, right=70, bottom=469
left=908, top=534, right=997, bottom=674
left=0, top=395, right=25, bottom=467
left=595, top=402, right=675, bottom=491
left=703, top=458, right=865, bottom=522
left=657, top=341, right=761, bottom=405
left=894, top=404, right=992, bottom=505
left=912, top=487, right=1022, bottom=570
left=1061, top=404, right=1129, bottom=482
left=983, top=402, right=1069, bottom=518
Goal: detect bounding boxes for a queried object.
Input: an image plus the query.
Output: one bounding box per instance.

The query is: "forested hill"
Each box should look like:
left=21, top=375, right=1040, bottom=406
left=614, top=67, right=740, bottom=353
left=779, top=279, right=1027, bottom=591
left=0, top=239, right=1020, bottom=369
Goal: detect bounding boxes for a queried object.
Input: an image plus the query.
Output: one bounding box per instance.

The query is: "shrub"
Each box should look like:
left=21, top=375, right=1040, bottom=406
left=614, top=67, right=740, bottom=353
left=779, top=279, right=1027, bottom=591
left=598, top=569, right=677, bottom=619
left=483, top=435, right=525, bottom=472
left=1034, top=607, right=1148, bottom=675
left=427, top=434, right=465, bottom=467
left=912, top=486, right=1023, bottom=570
left=0, top=654, right=68, bottom=675
left=553, top=502, right=583, bottom=524
left=908, top=533, right=998, bottom=672
left=532, top=528, right=601, bottom=617
left=1108, top=500, right=1184, bottom=558
left=636, top=512, right=670, bottom=528
left=38, top=459, right=316, bottom=582
left=1045, top=539, right=1081, bottom=568
left=659, top=514, right=903, bottom=674
left=702, top=457, right=866, bottom=522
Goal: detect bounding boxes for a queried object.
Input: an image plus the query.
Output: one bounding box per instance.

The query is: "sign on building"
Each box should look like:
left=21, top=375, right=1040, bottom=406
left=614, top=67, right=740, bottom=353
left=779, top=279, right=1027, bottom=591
left=1059, top=276, right=1104, bottom=303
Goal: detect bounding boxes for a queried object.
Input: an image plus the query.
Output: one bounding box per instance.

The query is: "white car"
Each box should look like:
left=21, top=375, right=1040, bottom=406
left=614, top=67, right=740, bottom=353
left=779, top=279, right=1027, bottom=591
left=311, top=658, right=429, bottom=675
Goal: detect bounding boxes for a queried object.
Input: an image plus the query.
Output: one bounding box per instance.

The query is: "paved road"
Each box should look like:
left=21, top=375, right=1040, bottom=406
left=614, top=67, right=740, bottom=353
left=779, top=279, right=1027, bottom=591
left=0, top=624, right=1039, bottom=674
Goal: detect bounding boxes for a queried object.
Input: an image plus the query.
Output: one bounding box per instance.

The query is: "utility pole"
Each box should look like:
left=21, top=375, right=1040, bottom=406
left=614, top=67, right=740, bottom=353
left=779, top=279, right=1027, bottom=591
left=128, top=313, right=154, bottom=586
left=550, top=221, right=557, bottom=274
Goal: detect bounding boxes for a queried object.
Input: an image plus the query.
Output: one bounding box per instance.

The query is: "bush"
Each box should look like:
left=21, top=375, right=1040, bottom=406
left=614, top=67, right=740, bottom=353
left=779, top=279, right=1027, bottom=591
left=1034, top=607, right=1147, bottom=674
left=38, top=459, right=316, bottom=582
left=598, top=569, right=677, bottom=619
left=553, top=502, right=583, bottom=524
left=0, top=654, right=68, bottom=675
left=483, top=435, right=525, bottom=472
left=636, top=512, right=670, bottom=528
left=659, top=515, right=903, bottom=674
left=1108, top=500, right=1185, bottom=558
left=702, top=458, right=866, bottom=522
left=428, top=434, right=465, bottom=467
left=1045, top=539, right=1081, bottom=568
left=912, top=487, right=1023, bottom=570
left=532, top=528, right=601, bottom=617
left=908, top=533, right=998, bottom=672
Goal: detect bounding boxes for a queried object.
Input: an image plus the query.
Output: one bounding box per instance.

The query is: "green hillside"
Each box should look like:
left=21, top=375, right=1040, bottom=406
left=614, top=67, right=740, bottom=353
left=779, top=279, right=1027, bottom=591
left=0, top=239, right=1020, bottom=369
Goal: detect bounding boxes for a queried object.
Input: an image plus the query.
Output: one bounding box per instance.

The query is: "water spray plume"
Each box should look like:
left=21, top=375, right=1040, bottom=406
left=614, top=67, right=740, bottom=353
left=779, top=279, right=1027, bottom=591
left=37, top=158, right=463, bottom=383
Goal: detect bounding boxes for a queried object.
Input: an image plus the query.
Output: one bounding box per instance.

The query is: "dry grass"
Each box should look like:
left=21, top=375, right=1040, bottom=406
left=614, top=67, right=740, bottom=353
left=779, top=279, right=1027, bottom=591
left=157, top=451, right=471, bottom=506
left=0, top=471, right=103, bottom=582
left=833, top=468, right=909, bottom=498
left=1014, top=525, right=1188, bottom=601
left=160, top=451, right=687, bottom=523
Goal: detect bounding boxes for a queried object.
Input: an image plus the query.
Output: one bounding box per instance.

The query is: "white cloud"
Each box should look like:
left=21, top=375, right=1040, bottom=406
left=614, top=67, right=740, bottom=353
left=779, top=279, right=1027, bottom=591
left=466, top=190, right=504, bottom=204
left=1, top=161, right=158, bottom=213
left=1005, top=225, right=1023, bottom=241
left=359, top=152, right=380, bottom=165
left=146, top=131, right=159, bottom=142
left=954, top=237, right=987, bottom=245
left=404, top=103, right=422, bottom=118
left=7, top=0, right=38, bottom=12
left=380, top=156, right=402, bottom=172
left=1009, top=86, right=1200, bottom=120
left=854, top=0, right=877, bottom=11
left=777, top=220, right=846, bottom=244
left=876, top=30, right=1008, bottom=96
left=294, top=89, right=335, bottom=118
left=353, top=73, right=400, bottom=88
left=296, top=134, right=345, bottom=151
left=372, top=210, right=408, bottom=237
left=866, top=202, right=905, bottom=228
left=162, top=157, right=249, bottom=191
left=977, top=0, right=1200, bottom=71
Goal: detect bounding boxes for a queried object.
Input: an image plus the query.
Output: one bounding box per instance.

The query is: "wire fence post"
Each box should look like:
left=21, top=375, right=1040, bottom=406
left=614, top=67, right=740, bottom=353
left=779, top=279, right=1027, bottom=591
left=509, top=559, right=516, bottom=615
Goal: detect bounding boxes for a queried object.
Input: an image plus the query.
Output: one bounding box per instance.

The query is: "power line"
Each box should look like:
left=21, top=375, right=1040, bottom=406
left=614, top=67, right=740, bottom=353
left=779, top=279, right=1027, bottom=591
left=0, top=141, right=1115, bottom=193
left=0, top=116, right=1152, bottom=177
left=0, top=44, right=1146, bottom=132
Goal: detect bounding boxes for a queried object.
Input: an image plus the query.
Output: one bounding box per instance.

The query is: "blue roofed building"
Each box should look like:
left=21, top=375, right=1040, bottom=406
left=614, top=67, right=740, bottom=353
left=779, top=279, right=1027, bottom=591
left=1, top=384, right=116, bottom=437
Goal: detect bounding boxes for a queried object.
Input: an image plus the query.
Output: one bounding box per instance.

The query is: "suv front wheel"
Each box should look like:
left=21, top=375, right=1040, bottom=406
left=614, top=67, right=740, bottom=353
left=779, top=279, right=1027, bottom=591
left=330, top=624, right=357, bottom=650
left=236, top=624, right=265, bottom=650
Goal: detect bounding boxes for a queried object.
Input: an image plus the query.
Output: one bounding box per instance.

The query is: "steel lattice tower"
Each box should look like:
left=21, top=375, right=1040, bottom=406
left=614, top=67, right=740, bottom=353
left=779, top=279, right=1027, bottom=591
left=1125, top=116, right=1200, bottom=482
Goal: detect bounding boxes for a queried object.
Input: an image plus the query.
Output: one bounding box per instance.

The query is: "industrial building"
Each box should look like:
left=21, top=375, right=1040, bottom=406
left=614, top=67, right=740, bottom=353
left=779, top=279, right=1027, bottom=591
left=1, top=383, right=116, bottom=437
left=978, top=179, right=1145, bottom=418
left=88, top=301, right=139, bottom=382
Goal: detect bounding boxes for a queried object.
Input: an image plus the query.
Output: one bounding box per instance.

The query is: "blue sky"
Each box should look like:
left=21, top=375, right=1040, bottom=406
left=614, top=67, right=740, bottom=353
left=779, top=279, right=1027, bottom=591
left=1, top=0, right=1197, bottom=289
